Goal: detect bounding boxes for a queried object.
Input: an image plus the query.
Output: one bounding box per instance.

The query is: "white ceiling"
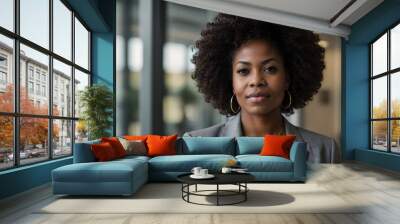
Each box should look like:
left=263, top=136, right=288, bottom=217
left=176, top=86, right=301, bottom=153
left=164, top=0, right=384, bottom=38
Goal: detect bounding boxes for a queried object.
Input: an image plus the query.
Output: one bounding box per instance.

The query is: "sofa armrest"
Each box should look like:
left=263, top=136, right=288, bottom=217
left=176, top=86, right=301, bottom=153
left=73, top=141, right=99, bottom=163
left=289, top=141, right=307, bottom=181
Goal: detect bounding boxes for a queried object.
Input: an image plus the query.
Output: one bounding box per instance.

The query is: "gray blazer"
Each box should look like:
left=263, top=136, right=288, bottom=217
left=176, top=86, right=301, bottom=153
left=184, top=113, right=341, bottom=163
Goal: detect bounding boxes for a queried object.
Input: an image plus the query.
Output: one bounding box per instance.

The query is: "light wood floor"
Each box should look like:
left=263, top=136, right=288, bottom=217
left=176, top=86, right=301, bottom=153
left=1, top=162, right=400, bottom=224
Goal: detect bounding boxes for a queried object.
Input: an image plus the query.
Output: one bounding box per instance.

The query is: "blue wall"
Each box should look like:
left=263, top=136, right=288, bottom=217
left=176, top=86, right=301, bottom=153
left=343, top=0, right=400, bottom=170
left=0, top=0, right=116, bottom=200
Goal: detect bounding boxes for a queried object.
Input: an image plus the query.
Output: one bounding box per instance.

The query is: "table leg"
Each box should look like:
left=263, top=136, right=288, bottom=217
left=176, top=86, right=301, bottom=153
left=217, top=184, right=219, bottom=206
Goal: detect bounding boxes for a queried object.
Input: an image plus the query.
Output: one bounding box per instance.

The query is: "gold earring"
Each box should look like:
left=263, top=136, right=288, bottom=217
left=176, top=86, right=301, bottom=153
left=284, top=90, right=292, bottom=110
left=230, top=94, right=240, bottom=114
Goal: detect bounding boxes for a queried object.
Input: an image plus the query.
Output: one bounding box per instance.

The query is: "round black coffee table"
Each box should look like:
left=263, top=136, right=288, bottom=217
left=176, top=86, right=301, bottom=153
left=177, top=173, right=255, bottom=206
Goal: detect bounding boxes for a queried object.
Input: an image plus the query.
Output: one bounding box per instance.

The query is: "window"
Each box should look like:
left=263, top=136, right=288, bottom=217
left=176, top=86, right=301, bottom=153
left=0, top=0, right=91, bottom=170
left=371, top=23, right=400, bottom=154
left=0, top=71, right=6, bottom=85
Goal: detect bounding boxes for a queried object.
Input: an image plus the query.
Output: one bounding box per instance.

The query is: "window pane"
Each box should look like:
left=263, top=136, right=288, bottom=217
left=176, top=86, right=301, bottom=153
left=391, top=24, right=400, bottom=70
left=0, top=34, right=14, bottom=112
left=372, top=121, right=387, bottom=151
left=75, top=18, right=89, bottom=70
left=53, top=0, right=72, bottom=60
left=74, top=69, right=89, bottom=118
left=20, top=117, right=49, bottom=165
left=372, top=33, right=387, bottom=76
left=75, top=120, right=88, bottom=143
left=20, top=44, right=49, bottom=115
left=0, top=116, right=13, bottom=170
left=53, top=119, right=72, bottom=158
left=372, top=77, right=387, bottom=119
left=391, top=72, right=400, bottom=118
left=53, top=59, right=72, bottom=117
left=20, top=0, right=49, bottom=49
left=391, top=120, right=400, bottom=153
left=0, top=0, right=14, bottom=31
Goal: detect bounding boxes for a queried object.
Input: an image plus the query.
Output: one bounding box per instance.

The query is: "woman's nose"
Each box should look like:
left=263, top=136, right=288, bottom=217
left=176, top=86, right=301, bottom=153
left=249, top=72, right=267, bottom=87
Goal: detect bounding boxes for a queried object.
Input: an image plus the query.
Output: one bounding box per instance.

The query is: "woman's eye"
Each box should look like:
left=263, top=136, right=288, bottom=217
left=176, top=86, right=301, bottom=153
left=237, top=68, right=249, bottom=75
left=264, top=66, right=277, bottom=73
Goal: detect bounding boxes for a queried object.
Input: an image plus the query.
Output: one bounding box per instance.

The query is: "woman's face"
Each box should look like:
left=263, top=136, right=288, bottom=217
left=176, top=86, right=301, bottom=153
left=232, top=39, right=288, bottom=116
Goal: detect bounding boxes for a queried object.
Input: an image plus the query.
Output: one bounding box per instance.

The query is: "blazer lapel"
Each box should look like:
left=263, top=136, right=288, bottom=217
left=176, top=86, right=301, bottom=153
left=219, top=113, right=242, bottom=137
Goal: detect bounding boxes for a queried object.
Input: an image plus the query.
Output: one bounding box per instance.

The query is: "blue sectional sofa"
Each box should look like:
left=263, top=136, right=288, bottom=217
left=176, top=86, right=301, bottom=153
left=52, top=137, right=307, bottom=196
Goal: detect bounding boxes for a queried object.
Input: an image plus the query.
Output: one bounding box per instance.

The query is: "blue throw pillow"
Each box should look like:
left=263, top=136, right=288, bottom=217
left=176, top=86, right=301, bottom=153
left=179, top=137, right=235, bottom=155
left=236, top=137, right=264, bottom=155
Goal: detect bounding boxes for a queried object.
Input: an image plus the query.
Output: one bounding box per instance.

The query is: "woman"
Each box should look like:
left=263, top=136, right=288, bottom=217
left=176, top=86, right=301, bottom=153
left=184, top=14, right=340, bottom=163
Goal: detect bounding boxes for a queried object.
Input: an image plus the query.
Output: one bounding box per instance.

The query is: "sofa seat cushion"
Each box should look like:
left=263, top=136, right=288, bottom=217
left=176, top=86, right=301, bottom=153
left=53, top=159, right=147, bottom=183
left=236, top=155, right=293, bottom=172
left=149, top=154, right=235, bottom=172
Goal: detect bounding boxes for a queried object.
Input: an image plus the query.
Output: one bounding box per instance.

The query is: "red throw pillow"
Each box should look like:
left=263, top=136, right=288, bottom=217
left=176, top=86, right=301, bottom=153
left=91, top=142, right=118, bottom=161
left=146, top=134, right=177, bottom=157
left=101, top=137, right=127, bottom=158
left=124, top=135, right=148, bottom=141
left=259, top=135, right=296, bottom=159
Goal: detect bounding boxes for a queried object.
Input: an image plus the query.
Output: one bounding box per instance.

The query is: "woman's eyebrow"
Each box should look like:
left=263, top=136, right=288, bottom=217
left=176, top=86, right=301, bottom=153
left=261, top=58, right=276, bottom=65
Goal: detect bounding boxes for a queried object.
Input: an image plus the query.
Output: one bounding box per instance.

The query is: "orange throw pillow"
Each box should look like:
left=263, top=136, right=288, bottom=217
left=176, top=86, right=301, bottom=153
left=91, top=142, right=117, bottom=161
left=146, top=134, right=177, bottom=157
left=101, top=137, right=127, bottom=158
left=124, top=135, right=148, bottom=141
left=259, top=135, right=296, bottom=159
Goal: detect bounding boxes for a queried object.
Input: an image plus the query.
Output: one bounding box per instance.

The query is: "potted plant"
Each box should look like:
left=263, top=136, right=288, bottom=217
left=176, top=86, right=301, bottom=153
left=79, top=84, right=113, bottom=140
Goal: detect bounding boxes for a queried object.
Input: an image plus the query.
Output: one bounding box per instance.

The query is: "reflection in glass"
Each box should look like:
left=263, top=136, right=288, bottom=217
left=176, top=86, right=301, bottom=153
left=74, top=69, right=89, bottom=118
left=20, top=0, right=49, bottom=49
left=20, top=44, right=49, bottom=115
left=53, top=119, right=72, bottom=157
left=75, top=120, right=88, bottom=143
left=116, top=0, right=141, bottom=135
left=391, top=24, right=400, bottom=70
left=372, top=77, right=387, bottom=119
left=372, top=33, right=387, bottom=76
left=372, top=121, right=387, bottom=151
left=391, top=72, right=400, bottom=118
left=0, top=116, right=13, bottom=170
left=0, top=0, right=14, bottom=31
left=53, top=59, right=72, bottom=117
left=53, top=0, right=72, bottom=60
left=162, top=2, right=221, bottom=135
left=74, top=18, right=89, bottom=70
left=20, top=117, right=49, bottom=165
left=391, top=120, right=400, bottom=153
left=0, top=34, right=14, bottom=113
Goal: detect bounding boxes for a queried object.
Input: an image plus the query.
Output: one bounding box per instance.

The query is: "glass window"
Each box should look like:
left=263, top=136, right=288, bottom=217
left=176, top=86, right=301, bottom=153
left=371, top=24, right=400, bottom=154
left=28, top=81, right=34, bottom=93
left=74, top=69, right=89, bottom=118
left=53, top=0, right=72, bottom=60
left=20, top=0, right=49, bottom=49
left=74, top=18, right=89, bottom=70
left=0, top=34, right=14, bottom=113
left=391, top=24, right=400, bottom=70
left=162, top=3, right=222, bottom=135
left=53, top=119, right=72, bottom=158
left=0, top=0, right=14, bottom=31
left=20, top=44, right=49, bottom=115
left=0, top=116, right=13, bottom=170
left=19, top=117, right=49, bottom=165
left=372, top=77, right=387, bottom=119
left=372, top=121, right=388, bottom=151
left=372, top=34, right=387, bottom=77
left=53, top=59, right=72, bottom=116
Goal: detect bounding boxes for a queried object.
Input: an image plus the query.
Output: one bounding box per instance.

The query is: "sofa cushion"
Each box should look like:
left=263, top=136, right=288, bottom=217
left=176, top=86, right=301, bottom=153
left=73, top=139, right=100, bottom=163
left=236, top=155, right=293, bottom=172
left=148, top=154, right=235, bottom=172
left=260, top=135, right=296, bottom=159
left=178, top=137, right=235, bottom=155
left=91, top=142, right=118, bottom=161
left=147, top=134, right=178, bottom=157
left=236, top=137, right=263, bottom=155
left=52, top=158, right=147, bottom=183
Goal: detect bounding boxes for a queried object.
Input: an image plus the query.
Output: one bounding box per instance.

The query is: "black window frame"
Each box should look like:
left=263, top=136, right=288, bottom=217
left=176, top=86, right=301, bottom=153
left=0, top=0, right=92, bottom=171
left=370, top=19, right=400, bottom=154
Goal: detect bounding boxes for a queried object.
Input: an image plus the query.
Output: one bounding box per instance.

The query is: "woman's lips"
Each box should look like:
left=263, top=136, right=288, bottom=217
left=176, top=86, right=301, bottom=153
left=247, top=95, right=269, bottom=103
